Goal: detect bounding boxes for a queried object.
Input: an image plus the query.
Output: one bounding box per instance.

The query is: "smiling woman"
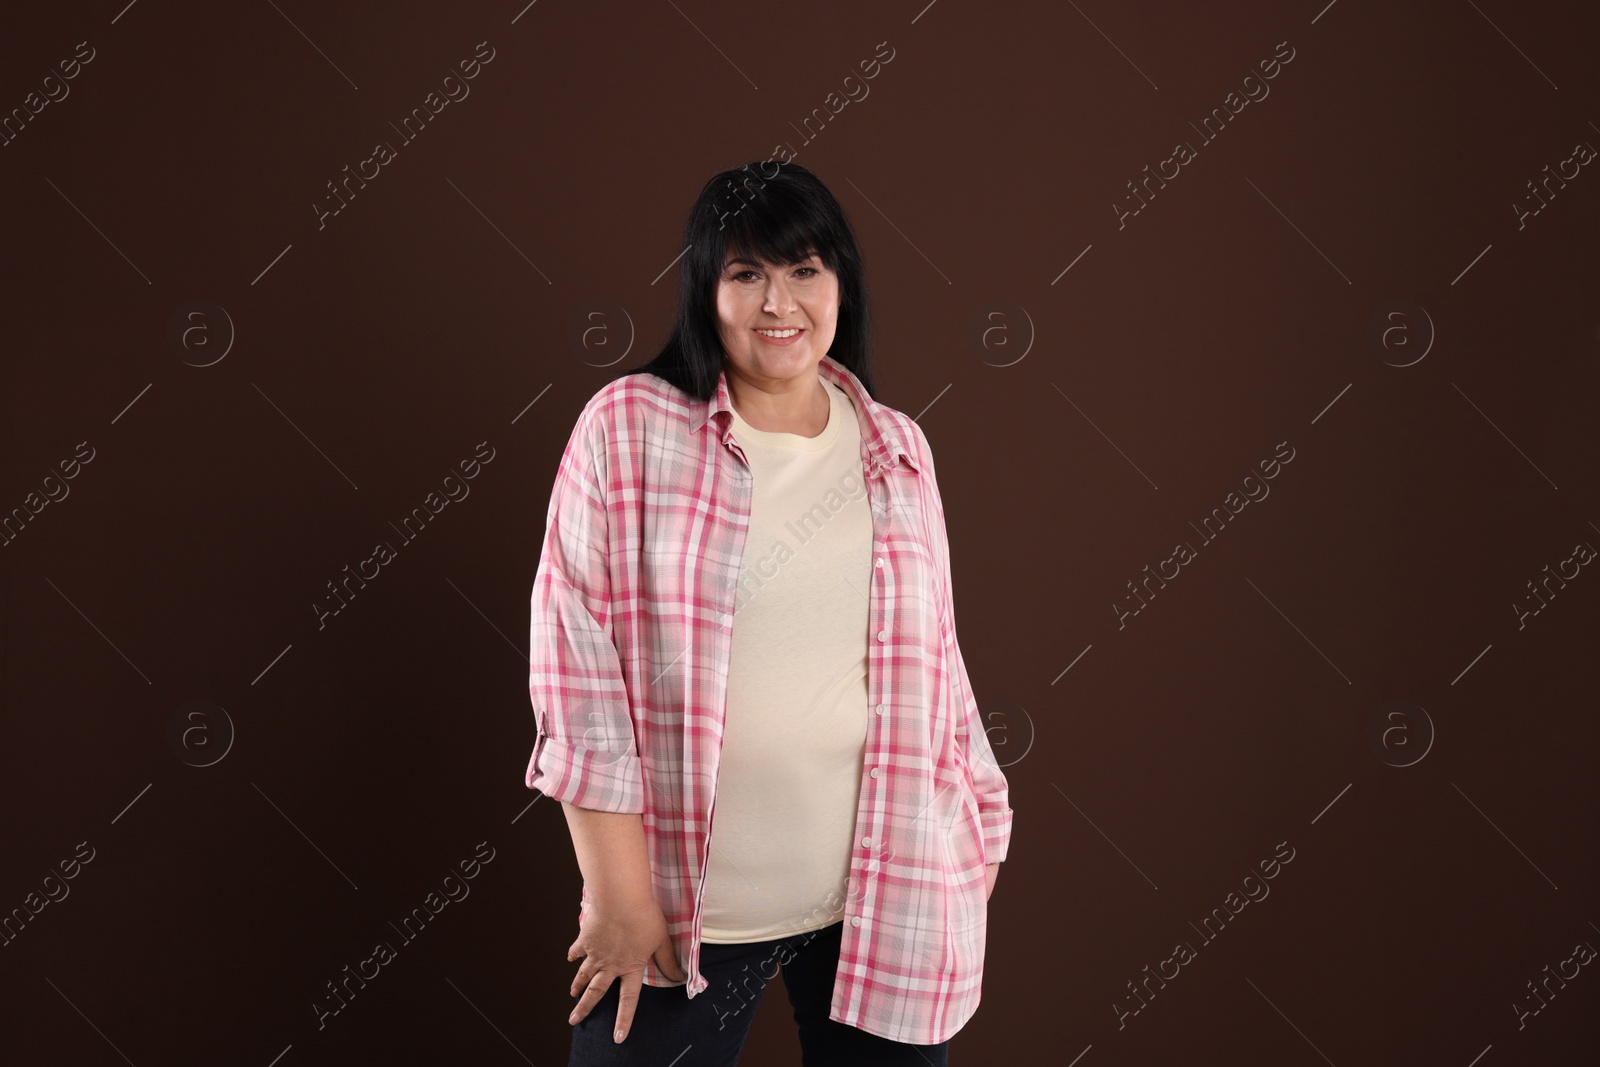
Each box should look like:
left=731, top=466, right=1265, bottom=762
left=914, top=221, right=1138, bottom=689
left=528, top=160, right=1010, bottom=1065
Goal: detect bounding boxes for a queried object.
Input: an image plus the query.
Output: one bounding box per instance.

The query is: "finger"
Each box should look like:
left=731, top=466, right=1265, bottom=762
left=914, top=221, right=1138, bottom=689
left=569, top=970, right=615, bottom=1028
left=613, top=971, right=643, bottom=1043
left=568, top=961, right=591, bottom=999
left=655, top=938, right=687, bottom=982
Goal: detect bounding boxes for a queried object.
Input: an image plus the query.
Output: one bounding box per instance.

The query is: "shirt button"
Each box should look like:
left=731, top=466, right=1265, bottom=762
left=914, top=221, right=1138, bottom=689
left=861, top=836, right=872, bottom=848
left=875, top=704, right=886, bottom=715
left=869, top=767, right=879, bottom=778
left=876, top=630, right=887, bottom=641
left=851, top=916, right=862, bottom=927
left=874, top=557, right=884, bottom=568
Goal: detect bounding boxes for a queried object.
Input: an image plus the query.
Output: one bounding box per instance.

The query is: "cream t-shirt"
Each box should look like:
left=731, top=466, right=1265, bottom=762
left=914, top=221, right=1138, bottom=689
left=700, top=377, right=875, bottom=943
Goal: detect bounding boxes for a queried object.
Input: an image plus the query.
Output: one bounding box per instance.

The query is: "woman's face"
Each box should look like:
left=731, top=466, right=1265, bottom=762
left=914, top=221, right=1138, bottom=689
left=714, top=249, right=840, bottom=390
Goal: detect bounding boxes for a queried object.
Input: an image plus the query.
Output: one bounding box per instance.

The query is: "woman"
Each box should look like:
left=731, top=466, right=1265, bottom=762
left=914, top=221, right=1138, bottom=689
left=525, top=160, right=1014, bottom=1066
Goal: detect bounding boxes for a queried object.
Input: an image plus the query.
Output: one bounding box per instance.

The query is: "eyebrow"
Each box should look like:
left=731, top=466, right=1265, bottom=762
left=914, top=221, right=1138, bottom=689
left=723, top=252, right=821, bottom=269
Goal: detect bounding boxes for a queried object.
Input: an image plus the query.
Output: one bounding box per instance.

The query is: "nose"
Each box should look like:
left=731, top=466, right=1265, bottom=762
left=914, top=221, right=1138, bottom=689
left=762, top=278, right=798, bottom=317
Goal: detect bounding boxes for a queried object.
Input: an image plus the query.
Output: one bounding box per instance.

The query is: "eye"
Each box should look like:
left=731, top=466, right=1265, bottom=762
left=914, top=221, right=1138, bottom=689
left=728, top=264, right=823, bottom=283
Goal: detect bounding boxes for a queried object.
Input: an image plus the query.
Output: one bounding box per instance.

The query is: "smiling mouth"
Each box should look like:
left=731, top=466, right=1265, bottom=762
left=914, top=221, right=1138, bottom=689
left=754, top=328, right=804, bottom=338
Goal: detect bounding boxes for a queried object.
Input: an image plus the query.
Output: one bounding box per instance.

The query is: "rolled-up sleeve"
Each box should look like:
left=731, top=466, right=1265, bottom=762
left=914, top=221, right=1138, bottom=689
left=525, top=403, right=644, bottom=813
left=914, top=424, right=1014, bottom=864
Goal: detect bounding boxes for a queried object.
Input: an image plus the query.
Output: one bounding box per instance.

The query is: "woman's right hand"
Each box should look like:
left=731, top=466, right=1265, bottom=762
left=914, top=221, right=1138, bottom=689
left=566, top=894, right=688, bottom=1043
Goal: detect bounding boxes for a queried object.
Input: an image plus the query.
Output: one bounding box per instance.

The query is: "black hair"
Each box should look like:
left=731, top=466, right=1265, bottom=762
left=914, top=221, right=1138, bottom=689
left=612, top=160, right=876, bottom=401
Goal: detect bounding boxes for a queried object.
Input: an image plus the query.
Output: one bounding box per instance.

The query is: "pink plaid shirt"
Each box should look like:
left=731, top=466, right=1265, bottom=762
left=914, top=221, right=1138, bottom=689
left=525, top=354, right=1013, bottom=1045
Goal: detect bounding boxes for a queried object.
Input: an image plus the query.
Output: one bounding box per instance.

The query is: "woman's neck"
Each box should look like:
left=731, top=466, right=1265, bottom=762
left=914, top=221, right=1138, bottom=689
left=728, top=372, right=830, bottom=436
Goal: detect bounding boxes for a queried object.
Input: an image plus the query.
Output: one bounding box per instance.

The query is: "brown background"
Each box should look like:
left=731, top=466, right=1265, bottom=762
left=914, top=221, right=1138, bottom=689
left=2, top=1, right=1597, bottom=1063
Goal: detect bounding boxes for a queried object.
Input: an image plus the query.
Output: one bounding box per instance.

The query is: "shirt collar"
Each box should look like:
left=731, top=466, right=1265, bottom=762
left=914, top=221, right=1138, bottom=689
left=688, top=354, right=920, bottom=474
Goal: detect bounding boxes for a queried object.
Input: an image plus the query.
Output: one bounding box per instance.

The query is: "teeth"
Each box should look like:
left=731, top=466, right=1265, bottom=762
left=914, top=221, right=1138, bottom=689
left=757, top=328, right=799, bottom=338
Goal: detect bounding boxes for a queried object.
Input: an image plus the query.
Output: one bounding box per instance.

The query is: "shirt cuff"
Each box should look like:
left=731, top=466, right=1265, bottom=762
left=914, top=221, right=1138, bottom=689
left=979, top=805, right=1013, bottom=864
left=525, top=732, right=645, bottom=814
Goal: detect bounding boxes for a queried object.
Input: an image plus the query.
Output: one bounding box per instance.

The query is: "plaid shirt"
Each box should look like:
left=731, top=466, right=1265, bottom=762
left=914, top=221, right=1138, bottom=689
left=525, top=354, right=1014, bottom=1045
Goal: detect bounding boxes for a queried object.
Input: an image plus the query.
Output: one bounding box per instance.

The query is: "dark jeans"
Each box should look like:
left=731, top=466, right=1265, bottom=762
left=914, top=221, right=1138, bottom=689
left=567, top=918, right=951, bottom=1066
